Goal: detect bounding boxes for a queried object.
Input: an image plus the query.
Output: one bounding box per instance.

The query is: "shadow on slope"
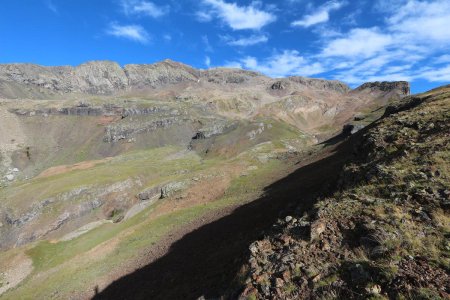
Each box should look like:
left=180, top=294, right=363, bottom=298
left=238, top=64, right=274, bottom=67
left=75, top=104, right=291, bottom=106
left=93, top=133, right=358, bottom=300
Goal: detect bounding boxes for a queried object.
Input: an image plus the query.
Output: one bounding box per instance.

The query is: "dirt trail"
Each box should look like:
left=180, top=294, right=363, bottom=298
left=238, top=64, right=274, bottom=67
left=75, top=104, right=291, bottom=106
left=92, top=135, right=354, bottom=300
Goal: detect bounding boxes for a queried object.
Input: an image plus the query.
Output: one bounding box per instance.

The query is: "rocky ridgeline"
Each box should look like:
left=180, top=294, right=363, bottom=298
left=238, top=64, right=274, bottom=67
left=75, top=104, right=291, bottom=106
left=0, top=60, right=248, bottom=97
left=0, top=59, right=410, bottom=99
left=238, top=87, right=449, bottom=299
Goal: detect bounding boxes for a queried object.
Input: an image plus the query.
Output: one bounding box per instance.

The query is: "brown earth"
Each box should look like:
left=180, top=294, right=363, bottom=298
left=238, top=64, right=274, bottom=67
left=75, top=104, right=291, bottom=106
left=37, top=158, right=113, bottom=178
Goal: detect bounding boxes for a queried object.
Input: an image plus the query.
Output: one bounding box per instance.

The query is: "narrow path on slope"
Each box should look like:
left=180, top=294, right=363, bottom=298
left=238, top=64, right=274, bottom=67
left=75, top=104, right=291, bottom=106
left=93, top=135, right=356, bottom=300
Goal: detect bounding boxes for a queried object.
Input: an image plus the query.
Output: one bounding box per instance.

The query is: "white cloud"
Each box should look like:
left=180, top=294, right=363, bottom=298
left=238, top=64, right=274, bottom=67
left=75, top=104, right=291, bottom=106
left=205, top=56, right=211, bottom=68
left=225, top=0, right=450, bottom=85
left=386, top=0, right=450, bottom=44
left=228, top=50, right=324, bottom=78
left=199, top=0, right=276, bottom=30
left=418, top=65, right=450, bottom=82
left=196, top=11, right=213, bottom=22
left=435, top=55, right=450, bottom=64
left=222, top=34, right=268, bottom=46
left=163, top=34, right=172, bottom=42
left=106, top=24, right=150, bottom=43
left=321, top=27, right=392, bottom=58
left=292, top=1, right=346, bottom=28
left=319, top=0, right=450, bottom=84
left=121, top=0, right=169, bottom=18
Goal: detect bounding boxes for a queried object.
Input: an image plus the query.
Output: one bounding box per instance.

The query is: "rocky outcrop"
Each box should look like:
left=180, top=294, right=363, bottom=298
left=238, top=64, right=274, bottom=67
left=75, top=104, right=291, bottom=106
left=9, top=103, right=169, bottom=117
left=137, top=185, right=162, bottom=201
left=103, top=117, right=191, bottom=143
left=271, top=80, right=288, bottom=90
left=288, top=76, right=351, bottom=93
left=160, top=181, right=189, bottom=199
left=191, top=120, right=235, bottom=140
left=0, top=179, right=136, bottom=249
left=354, top=81, right=410, bottom=97
left=342, top=123, right=365, bottom=135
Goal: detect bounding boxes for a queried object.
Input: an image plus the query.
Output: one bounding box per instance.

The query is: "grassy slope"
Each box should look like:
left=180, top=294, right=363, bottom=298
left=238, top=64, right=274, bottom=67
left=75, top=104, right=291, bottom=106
left=239, top=86, right=450, bottom=299
left=1, top=117, right=304, bottom=299
left=1, top=156, right=289, bottom=299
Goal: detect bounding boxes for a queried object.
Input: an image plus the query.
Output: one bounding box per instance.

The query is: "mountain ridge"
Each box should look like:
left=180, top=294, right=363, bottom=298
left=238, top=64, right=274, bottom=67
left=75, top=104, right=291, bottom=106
left=0, top=60, right=409, bottom=99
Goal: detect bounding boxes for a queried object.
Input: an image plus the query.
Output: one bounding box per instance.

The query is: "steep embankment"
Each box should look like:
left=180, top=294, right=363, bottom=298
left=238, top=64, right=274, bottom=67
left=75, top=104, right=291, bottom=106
left=239, top=86, right=450, bottom=299
left=90, top=89, right=450, bottom=300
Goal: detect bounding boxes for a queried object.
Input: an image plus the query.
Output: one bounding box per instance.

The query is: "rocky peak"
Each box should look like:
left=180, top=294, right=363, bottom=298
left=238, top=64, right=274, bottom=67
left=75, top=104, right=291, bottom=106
left=354, top=81, right=410, bottom=96
left=124, top=60, right=199, bottom=88
left=70, top=61, right=128, bottom=94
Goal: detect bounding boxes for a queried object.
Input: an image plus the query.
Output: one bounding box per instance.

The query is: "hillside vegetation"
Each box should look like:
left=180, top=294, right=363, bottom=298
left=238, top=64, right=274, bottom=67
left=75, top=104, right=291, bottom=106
left=0, top=60, right=420, bottom=299
left=238, top=86, right=450, bottom=299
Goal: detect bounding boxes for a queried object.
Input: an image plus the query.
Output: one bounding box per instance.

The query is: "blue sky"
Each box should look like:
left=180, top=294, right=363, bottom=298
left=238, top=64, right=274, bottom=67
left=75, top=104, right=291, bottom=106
left=0, top=0, right=449, bottom=93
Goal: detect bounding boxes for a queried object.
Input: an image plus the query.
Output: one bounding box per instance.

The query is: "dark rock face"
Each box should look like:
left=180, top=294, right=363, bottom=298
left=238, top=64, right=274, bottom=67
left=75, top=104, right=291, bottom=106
left=355, top=81, right=410, bottom=96
left=271, top=81, right=288, bottom=90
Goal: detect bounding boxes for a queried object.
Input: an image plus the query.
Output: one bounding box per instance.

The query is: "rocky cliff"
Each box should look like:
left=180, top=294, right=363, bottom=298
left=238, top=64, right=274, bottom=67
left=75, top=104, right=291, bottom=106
left=352, top=81, right=410, bottom=102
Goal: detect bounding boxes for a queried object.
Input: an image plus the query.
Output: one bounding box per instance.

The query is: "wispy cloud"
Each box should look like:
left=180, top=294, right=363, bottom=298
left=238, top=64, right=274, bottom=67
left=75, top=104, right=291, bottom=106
left=45, top=0, right=58, bottom=14
left=121, top=0, right=169, bottom=18
left=227, top=0, right=450, bottom=84
left=321, top=27, right=393, bottom=58
left=319, top=0, right=450, bottom=84
left=227, top=50, right=324, bottom=78
left=292, top=1, right=346, bottom=28
left=205, top=56, right=211, bottom=68
left=221, top=34, right=268, bottom=46
left=418, top=65, right=450, bottom=82
left=435, top=55, right=450, bottom=64
left=199, top=0, right=276, bottom=30
left=106, top=23, right=150, bottom=43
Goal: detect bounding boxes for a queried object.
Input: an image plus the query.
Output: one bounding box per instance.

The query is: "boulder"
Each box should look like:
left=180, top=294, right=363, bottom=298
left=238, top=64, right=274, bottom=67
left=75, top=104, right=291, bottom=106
left=343, top=124, right=365, bottom=135
left=137, top=185, right=161, bottom=201
left=310, top=220, right=326, bottom=241
left=160, top=181, right=188, bottom=199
